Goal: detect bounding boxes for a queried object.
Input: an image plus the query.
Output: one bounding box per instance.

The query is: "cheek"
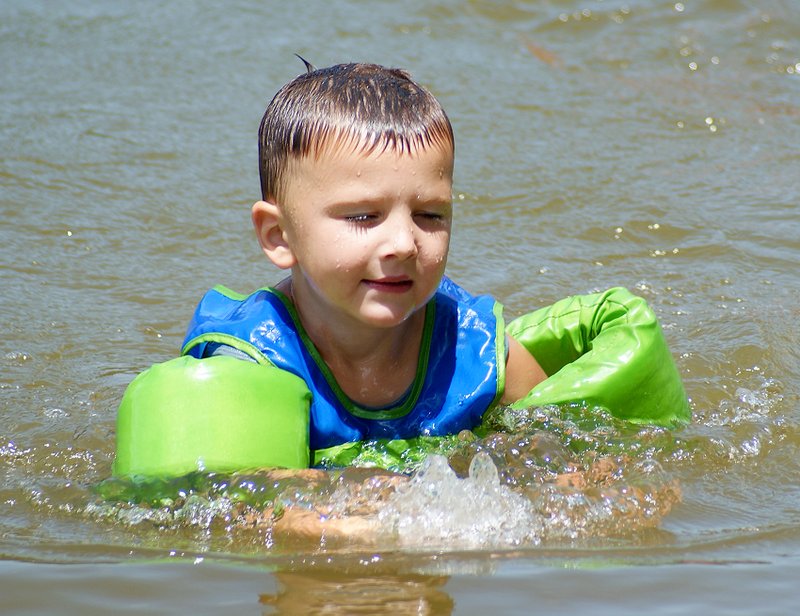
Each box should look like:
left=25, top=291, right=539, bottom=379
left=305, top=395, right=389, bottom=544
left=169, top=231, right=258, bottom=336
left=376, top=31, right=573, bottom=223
left=415, top=244, right=448, bottom=280
left=317, top=233, right=370, bottom=270
left=424, top=231, right=450, bottom=261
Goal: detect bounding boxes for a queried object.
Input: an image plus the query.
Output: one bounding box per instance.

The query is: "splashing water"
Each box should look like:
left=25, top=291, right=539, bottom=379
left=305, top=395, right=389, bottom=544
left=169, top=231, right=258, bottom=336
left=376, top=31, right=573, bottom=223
left=86, top=405, right=683, bottom=552
left=378, top=453, right=543, bottom=548
left=374, top=449, right=680, bottom=549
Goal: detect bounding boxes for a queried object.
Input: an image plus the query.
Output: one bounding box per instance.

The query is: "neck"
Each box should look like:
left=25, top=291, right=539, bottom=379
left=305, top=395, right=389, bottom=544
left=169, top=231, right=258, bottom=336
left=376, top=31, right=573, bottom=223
left=280, top=278, right=427, bottom=407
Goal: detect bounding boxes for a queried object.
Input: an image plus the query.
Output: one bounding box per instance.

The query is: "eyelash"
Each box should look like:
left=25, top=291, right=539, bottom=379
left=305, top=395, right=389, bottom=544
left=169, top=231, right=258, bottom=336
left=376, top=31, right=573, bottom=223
left=343, top=211, right=449, bottom=226
left=345, top=214, right=374, bottom=224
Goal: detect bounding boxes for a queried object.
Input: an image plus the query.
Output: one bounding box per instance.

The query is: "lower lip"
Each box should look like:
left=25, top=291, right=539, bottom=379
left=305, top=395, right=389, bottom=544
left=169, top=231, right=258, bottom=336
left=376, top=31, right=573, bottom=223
left=364, top=280, right=414, bottom=293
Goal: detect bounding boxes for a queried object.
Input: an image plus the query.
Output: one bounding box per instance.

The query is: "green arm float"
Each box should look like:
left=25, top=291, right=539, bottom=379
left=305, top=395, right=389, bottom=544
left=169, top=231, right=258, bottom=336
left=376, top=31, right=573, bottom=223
left=113, top=355, right=312, bottom=477
left=506, top=287, right=690, bottom=427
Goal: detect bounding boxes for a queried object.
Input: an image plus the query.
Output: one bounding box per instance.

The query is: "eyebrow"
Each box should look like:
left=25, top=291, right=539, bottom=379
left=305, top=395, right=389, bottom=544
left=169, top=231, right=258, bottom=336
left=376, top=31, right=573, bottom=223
left=322, top=196, right=390, bottom=213
left=324, top=193, right=453, bottom=212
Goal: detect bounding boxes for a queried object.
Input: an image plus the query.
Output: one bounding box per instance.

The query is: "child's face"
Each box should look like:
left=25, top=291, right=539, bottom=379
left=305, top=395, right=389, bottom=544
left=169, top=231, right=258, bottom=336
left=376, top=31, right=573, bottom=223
left=278, top=141, right=453, bottom=329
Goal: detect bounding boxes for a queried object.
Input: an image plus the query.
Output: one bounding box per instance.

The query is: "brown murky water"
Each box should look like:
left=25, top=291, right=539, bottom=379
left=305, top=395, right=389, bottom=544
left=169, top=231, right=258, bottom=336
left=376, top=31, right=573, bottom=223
left=2, top=0, right=799, bottom=613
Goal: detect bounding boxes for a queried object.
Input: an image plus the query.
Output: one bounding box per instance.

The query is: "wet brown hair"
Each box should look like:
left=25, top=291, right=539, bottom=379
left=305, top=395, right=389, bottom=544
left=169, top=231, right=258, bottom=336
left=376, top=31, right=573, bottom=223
left=258, top=62, right=454, bottom=202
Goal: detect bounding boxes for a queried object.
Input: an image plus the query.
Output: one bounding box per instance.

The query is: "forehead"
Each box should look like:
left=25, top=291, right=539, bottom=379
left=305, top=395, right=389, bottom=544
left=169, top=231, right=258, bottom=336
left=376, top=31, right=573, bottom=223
left=279, top=138, right=454, bottom=211
left=286, top=136, right=454, bottom=183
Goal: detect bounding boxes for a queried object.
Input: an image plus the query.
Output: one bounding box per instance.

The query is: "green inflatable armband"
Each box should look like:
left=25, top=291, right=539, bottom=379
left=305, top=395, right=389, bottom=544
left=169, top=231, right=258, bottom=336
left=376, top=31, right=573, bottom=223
left=113, top=355, right=312, bottom=477
left=507, top=287, right=690, bottom=426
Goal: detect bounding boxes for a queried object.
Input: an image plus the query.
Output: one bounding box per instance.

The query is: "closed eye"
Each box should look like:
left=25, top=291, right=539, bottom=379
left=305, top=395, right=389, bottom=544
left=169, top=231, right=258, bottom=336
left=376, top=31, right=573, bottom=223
left=416, top=211, right=445, bottom=221
left=345, top=213, right=377, bottom=223
left=414, top=205, right=451, bottom=225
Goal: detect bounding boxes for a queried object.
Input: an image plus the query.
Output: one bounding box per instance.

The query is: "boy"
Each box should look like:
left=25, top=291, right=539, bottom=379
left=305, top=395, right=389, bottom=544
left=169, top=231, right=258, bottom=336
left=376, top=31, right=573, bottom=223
left=181, top=62, right=548, bottom=458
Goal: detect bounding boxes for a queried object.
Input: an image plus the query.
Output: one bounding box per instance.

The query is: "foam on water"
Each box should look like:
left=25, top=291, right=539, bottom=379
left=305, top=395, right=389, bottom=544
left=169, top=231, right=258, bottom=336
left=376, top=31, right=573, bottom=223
left=374, top=450, right=680, bottom=549
left=83, top=410, right=684, bottom=552
left=377, top=453, right=543, bottom=548
left=18, top=377, right=786, bottom=554
left=689, top=375, right=789, bottom=465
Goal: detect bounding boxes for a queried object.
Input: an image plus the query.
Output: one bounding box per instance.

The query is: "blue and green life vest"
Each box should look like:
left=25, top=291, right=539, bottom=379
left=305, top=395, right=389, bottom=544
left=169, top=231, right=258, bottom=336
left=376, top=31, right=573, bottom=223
left=181, top=276, right=506, bottom=451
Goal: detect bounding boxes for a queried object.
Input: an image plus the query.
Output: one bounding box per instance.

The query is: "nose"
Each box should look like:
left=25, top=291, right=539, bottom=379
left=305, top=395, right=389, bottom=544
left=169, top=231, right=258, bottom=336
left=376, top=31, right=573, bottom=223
left=381, top=213, right=418, bottom=260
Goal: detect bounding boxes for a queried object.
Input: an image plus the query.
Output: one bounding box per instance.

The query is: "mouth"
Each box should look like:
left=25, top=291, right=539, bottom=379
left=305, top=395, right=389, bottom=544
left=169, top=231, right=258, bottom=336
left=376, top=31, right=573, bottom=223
left=363, top=277, right=414, bottom=293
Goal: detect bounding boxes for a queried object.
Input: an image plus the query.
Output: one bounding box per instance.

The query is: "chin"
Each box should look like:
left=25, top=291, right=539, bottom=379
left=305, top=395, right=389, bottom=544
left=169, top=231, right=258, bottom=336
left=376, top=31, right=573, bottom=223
left=358, top=305, right=419, bottom=328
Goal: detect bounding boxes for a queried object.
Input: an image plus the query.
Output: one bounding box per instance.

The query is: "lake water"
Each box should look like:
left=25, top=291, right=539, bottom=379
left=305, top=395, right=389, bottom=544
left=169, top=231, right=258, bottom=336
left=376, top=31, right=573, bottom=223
left=2, top=0, right=799, bottom=613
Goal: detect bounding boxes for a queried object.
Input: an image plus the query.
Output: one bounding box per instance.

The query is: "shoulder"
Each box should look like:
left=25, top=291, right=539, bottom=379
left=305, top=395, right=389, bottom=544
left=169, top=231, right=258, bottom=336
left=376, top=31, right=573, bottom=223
left=192, top=285, right=288, bottom=319
left=435, top=276, right=502, bottom=321
left=183, top=285, right=298, bottom=358
left=430, top=276, right=504, bottom=355
left=181, top=287, right=302, bottom=367
left=436, top=276, right=497, bottom=305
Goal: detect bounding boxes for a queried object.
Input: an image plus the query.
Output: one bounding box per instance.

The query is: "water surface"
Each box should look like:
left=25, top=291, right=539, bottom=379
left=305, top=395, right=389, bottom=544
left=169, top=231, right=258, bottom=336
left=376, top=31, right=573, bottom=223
left=2, top=0, right=799, bottom=613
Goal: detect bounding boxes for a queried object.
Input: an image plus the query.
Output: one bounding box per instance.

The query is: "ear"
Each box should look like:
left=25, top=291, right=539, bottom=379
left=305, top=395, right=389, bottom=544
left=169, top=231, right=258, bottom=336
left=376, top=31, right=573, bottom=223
left=251, top=200, right=296, bottom=269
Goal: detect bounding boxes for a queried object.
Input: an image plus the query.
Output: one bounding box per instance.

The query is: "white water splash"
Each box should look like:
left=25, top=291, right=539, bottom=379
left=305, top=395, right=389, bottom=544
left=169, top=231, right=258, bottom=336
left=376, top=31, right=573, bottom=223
left=377, top=453, right=544, bottom=549
left=700, top=376, right=786, bottom=462
left=708, top=377, right=783, bottom=427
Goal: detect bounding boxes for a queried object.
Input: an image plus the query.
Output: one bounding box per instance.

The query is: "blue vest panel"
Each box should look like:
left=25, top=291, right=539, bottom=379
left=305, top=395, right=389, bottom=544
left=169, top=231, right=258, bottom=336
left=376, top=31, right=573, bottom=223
left=181, top=277, right=504, bottom=451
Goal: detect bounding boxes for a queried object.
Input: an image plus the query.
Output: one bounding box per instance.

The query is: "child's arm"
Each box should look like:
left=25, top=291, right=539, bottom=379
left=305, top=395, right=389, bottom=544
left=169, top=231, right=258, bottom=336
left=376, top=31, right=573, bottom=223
left=500, top=335, right=547, bottom=405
